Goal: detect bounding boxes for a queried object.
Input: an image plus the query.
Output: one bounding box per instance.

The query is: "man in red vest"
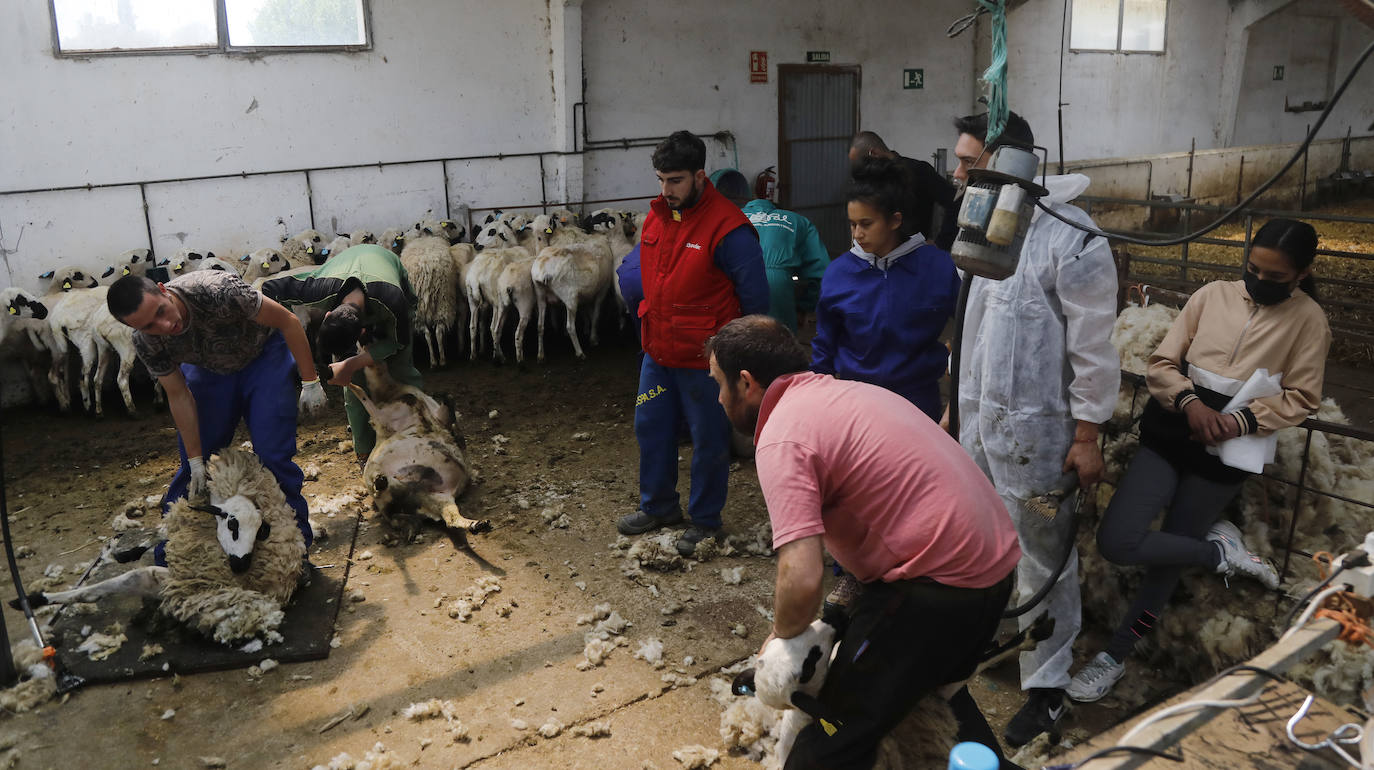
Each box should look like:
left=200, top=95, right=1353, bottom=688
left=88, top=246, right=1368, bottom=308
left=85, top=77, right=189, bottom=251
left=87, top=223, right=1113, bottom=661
left=616, top=131, right=769, bottom=556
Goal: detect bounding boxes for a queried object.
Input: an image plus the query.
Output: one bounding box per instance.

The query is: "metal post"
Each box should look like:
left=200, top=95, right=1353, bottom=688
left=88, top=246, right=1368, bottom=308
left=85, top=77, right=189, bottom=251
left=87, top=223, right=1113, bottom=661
left=139, top=183, right=154, bottom=256
left=1236, top=155, right=1245, bottom=205
left=304, top=169, right=316, bottom=231
left=1300, top=123, right=1310, bottom=211
left=538, top=155, right=549, bottom=213
left=441, top=161, right=452, bottom=221
left=1278, top=429, right=1316, bottom=584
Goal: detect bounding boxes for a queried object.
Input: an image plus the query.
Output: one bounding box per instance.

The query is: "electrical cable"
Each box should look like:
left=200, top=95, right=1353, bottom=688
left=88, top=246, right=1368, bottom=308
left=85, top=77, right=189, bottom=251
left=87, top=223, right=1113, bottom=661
left=1034, top=38, right=1374, bottom=247
left=1281, top=585, right=1349, bottom=642
left=1042, top=745, right=1183, bottom=770
left=1280, top=550, right=1368, bottom=631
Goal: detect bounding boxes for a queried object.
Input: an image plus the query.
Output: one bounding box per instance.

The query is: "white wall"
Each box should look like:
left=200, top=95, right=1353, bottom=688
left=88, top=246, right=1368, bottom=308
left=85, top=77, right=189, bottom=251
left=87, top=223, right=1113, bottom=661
left=1232, top=0, right=1374, bottom=147
left=992, top=0, right=1232, bottom=162
left=990, top=0, right=1374, bottom=163
left=581, top=0, right=980, bottom=198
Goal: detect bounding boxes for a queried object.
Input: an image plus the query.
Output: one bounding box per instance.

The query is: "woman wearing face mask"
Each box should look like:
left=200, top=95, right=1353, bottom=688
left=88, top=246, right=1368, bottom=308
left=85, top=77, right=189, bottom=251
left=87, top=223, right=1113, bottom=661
left=810, top=155, right=961, bottom=420
left=1065, top=218, right=1330, bottom=704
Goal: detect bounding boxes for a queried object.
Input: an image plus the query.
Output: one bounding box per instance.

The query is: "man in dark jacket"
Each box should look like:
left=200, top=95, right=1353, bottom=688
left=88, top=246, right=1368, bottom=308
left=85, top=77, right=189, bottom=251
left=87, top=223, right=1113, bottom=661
left=616, top=131, right=769, bottom=556
left=849, top=131, right=958, bottom=250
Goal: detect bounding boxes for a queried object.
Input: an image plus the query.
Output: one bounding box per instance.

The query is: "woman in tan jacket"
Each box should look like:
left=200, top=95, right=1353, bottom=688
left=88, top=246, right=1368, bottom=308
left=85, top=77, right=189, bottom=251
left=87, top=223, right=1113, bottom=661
left=1065, top=218, right=1330, bottom=703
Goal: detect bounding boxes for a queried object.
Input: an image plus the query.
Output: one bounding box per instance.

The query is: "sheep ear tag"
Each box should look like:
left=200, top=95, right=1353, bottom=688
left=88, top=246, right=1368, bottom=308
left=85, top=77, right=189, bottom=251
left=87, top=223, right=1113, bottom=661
left=6, top=306, right=16, bottom=315
left=818, top=719, right=839, bottom=736
left=122, top=266, right=132, bottom=275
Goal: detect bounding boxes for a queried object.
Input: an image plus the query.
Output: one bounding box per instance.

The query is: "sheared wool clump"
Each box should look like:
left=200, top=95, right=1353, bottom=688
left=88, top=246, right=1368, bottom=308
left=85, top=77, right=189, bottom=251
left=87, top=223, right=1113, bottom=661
left=403, top=699, right=459, bottom=722
left=661, top=671, right=697, bottom=689
left=720, top=567, right=744, bottom=585
left=691, top=536, right=735, bottom=562
left=726, top=522, right=774, bottom=557
left=446, top=575, right=502, bottom=621
left=711, top=678, right=782, bottom=761
left=111, top=511, right=143, bottom=532
left=311, top=742, right=398, bottom=770
left=634, top=638, right=665, bottom=668
left=579, top=638, right=619, bottom=670
left=672, top=745, right=720, bottom=768
left=0, top=641, right=56, bottom=713
left=1109, top=303, right=1177, bottom=375
left=139, top=643, right=164, bottom=661
left=626, top=532, right=685, bottom=572
left=76, top=628, right=126, bottom=661
left=572, top=720, right=612, bottom=738
left=542, top=505, right=571, bottom=529
left=538, top=718, right=564, bottom=738
left=577, top=603, right=612, bottom=626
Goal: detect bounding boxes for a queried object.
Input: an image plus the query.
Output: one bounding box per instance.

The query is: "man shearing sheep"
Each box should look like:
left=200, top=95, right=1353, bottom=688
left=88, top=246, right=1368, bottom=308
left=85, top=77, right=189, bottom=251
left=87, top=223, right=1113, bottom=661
left=107, top=271, right=327, bottom=547
left=705, top=315, right=1021, bottom=769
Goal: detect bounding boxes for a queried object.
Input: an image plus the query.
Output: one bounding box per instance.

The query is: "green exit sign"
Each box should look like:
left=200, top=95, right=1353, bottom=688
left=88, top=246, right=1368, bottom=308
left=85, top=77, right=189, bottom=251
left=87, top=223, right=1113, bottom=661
left=806, top=51, right=830, bottom=63
left=903, top=68, right=924, bottom=89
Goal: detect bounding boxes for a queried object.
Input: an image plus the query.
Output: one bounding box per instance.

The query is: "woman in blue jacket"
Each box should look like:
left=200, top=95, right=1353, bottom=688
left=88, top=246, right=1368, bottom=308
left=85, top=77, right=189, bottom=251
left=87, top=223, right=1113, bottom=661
left=811, top=155, right=961, bottom=420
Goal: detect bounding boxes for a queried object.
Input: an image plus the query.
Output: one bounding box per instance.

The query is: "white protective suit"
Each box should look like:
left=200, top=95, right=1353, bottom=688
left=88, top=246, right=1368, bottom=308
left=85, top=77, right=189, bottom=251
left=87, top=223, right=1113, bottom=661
left=955, top=173, right=1121, bottom=691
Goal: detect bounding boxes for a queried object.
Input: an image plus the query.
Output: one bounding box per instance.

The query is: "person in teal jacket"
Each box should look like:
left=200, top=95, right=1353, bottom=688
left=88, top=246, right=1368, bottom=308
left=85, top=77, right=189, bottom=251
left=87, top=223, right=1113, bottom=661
left=710, top=169, right=830, bottom=331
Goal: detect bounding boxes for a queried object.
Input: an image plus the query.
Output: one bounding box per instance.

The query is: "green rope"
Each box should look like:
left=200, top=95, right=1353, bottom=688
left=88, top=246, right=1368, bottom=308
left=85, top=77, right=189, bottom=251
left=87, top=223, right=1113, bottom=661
left=978, top=0, right=1009, bottom=147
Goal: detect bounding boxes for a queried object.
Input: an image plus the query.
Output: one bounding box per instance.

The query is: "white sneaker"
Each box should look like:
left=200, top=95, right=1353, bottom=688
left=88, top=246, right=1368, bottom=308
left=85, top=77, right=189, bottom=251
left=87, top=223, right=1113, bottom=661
left=1206, top=520, right=1280, bottom=589
left=1066, top=652, right=1125, bottom=703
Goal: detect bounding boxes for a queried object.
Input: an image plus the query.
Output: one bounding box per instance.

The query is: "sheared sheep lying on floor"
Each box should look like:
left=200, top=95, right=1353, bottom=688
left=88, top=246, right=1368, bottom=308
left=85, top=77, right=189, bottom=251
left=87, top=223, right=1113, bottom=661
left=351, top=364, right=490, bottom=545
left=732, top=618, right=959, bottom=769
left=14, top=448, right=305, bottom=644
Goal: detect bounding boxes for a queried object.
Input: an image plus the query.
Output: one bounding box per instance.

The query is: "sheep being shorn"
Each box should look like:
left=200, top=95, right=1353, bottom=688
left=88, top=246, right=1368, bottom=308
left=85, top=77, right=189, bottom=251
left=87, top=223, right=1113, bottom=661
left=16, top=448, right=305, bottom=644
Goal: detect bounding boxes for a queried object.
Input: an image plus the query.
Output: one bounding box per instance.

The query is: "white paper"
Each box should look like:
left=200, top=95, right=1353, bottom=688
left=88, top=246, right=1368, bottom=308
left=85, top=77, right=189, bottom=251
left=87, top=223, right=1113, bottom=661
left=1206, top=368, right=1283, bottom=473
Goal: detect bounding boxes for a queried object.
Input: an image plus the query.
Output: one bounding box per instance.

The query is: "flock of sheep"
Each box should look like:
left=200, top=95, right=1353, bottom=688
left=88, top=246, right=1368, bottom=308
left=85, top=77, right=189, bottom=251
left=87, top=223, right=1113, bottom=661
left=0, top=206, right=646, bottom=417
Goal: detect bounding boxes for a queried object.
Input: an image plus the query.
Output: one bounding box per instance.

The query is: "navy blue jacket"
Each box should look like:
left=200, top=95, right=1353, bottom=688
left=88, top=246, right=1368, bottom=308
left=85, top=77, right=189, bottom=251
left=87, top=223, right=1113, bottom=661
left=811, top=237, right=961, bottom=419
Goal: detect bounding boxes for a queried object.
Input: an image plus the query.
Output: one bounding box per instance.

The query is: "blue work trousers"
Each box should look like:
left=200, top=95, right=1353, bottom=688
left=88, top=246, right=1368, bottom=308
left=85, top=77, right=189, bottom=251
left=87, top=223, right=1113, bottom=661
left=634, top=356, right=731, bottom=529
left=162, top=332, right=311, bottom=547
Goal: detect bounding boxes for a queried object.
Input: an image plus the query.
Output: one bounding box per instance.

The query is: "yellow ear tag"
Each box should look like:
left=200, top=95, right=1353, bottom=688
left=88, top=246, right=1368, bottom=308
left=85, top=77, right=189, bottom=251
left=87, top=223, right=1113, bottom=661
left=7, top=307, right=16, bottom=315
left=307, top=245, right=315, bottom=255
left=544, top=228, right=553, bottom=234
left=122, top=267, right=131, bottom=275
left=819, top=719, right=839, bottom=736
left=262, top=262, right=271, bottom=269
left=62, top=280, right=72, bottom=290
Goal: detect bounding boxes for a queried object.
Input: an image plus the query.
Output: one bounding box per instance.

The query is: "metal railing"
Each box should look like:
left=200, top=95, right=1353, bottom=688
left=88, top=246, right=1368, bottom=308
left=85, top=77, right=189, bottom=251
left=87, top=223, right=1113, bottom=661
left=1082, top=196, right=1374, bottom=344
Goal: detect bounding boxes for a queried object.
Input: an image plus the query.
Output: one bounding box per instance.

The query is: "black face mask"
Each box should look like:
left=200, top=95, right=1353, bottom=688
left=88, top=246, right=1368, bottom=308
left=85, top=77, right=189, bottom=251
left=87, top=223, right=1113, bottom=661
left=1244, top=270, right=1293, bottom=306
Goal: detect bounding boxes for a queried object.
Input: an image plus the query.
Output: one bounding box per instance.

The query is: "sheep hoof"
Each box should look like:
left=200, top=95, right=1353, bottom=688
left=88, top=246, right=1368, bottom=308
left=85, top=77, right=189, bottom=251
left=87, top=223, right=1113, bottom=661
left=468, top=519, right=493, bottom=535
left=9, top=592, right=48, bottom=610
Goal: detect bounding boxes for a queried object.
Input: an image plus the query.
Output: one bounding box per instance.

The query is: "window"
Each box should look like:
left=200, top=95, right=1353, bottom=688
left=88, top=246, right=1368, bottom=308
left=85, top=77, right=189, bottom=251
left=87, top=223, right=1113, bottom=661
left=50, top=0, right=369, bottom=55
left=1071, top=0, right=1166, bottom=53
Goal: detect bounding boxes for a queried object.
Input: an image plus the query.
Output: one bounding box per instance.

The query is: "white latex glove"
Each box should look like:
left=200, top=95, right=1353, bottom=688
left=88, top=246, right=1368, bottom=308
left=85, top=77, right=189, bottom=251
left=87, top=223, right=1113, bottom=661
left=299, top=378, right=327, bottom=417
left=187, top=456, right=208, bottom=501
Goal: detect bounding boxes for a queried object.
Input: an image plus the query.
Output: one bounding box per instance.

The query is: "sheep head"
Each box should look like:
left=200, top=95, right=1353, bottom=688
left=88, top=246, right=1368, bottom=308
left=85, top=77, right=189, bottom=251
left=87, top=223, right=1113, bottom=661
left=6, top=292, right=47, bottom=320
left=748, top=618, right=838, bottom=711
left=193, top=495, right=270, bottom=574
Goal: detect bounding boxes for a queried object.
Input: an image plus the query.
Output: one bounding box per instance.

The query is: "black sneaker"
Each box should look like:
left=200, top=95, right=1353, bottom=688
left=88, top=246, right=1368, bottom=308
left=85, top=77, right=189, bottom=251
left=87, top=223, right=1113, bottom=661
left=617, top=508, right=683, bottom=536
left=675, top=524, right=721, bottom=557
left=1003, top=687, right=1065, bottom=748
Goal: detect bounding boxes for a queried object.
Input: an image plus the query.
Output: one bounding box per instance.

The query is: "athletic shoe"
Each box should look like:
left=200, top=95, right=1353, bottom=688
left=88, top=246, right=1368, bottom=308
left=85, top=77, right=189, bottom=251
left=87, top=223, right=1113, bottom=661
left=1003, top=687, right=1066, bottom=748
left=821, top=572, right=864, bottom=618
left=1206, top=520, right=1280, bottom=589
left=616, top=508, right=683, bottom=536
left=1066, top=651, right=1126, bottom=703
left=675, top=524, right=721, bottom=557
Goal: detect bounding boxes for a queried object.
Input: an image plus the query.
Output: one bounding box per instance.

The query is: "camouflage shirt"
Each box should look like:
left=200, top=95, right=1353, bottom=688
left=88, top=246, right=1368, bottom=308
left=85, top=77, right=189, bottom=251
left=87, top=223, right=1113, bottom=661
left=134, top=271, right=272, bottom=377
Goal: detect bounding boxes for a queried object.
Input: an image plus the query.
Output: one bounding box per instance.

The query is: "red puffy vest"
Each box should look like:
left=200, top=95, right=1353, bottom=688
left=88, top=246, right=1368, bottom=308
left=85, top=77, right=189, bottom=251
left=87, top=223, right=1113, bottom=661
left=639, top=181, right=753, bottom=369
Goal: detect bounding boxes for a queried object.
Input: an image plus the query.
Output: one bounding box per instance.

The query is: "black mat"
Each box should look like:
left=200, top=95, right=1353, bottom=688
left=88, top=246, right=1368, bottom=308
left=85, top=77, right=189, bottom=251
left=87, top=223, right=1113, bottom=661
left=50, top=512, right=359, bottom=686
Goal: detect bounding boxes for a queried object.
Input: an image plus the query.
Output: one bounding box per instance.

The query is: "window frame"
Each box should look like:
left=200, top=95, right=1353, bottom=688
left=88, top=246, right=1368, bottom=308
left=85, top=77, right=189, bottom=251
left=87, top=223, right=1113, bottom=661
left=47, top=0, right=373, bottom=58
left=1069, top=0, right=1168, bottom=56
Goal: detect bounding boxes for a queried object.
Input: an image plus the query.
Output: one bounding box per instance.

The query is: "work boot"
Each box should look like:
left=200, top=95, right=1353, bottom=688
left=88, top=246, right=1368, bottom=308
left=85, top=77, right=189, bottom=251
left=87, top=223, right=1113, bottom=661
left=675, top=524, right=721, bottom=557
left=821, top=572, right=864, bottom=621
left=1207, top=520, right=1280, bottom=589
left=617, top=508, right=683, bottom=536
left=1003, top=687, right=1066, bottom=748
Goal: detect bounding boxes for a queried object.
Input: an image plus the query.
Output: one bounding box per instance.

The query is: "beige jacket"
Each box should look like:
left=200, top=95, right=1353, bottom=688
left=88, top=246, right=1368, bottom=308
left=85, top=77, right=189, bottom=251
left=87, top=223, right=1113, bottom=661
left=1147, top=279, right=1330, bottom=435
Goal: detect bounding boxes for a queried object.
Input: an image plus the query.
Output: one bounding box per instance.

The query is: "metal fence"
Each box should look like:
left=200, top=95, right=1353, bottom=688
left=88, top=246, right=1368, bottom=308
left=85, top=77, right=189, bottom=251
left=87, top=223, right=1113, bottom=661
left=1081, top=196, right=1374, bottom=345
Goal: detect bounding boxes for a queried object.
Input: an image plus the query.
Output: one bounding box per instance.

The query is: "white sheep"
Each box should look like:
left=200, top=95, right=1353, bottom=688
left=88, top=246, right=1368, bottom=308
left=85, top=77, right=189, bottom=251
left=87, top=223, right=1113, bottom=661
left=464, top=247, right=529, bottom=360
left=0, top=288, right=58, bottom=405
left=239, top=248, right=292, bottom=283
left=587, top=210, right=637, bottom=327
left=529, top=240, right=613, bottom=361
left=319, top=234, right=352, bottom=262
left=741, top=618, right=959, bottom=769
left=47, top=285, right=148, bottom=416
left=491, top=256, right=538, bottom=364
left=16, top=448, right=306, bottom=644
left=281, top=229, right=326, bottom=266
left=474, top=220, right=518, bottom=252
left=38, top=266, right=100, bottom=297
left=99, top=248, right=155, bottom=283
left=348, top=229, right=376, bottom=247
left=400, top=227, right=461, bottom=368
left=379, top=228, right=406, bottom=255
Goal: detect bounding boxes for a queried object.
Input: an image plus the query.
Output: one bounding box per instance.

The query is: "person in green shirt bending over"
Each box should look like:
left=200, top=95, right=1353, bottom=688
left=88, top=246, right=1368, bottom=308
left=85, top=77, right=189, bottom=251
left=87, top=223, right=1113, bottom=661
left=260, top=244, right=422, bottom=468
left=711, top=169, right=830, bottom=332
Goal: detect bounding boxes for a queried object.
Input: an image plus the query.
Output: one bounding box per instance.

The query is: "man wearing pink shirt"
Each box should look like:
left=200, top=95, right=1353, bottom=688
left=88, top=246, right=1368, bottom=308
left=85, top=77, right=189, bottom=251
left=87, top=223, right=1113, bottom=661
left=705, top=315, right=1021, bottom=769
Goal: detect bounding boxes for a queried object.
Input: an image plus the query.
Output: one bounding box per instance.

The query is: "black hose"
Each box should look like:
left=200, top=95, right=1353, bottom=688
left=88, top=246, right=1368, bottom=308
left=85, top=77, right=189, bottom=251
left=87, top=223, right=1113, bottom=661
left=947, top=273, right=975, bottom=439
left=1036, top=38, right=1374, bottom=247
left=0, top=411, right=46, bottom=682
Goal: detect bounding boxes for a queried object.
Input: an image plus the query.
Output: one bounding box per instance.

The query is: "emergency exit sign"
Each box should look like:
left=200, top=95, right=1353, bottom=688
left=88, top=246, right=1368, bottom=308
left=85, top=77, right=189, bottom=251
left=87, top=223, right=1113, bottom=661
left=806, top=51, right=830, bottom=63
left=903, top=68, right=924, bottom=89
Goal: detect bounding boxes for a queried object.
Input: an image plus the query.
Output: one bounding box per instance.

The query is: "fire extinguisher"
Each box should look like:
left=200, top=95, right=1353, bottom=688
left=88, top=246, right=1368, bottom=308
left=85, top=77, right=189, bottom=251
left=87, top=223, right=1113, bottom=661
left=755, top=166, right=777, bottom=203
